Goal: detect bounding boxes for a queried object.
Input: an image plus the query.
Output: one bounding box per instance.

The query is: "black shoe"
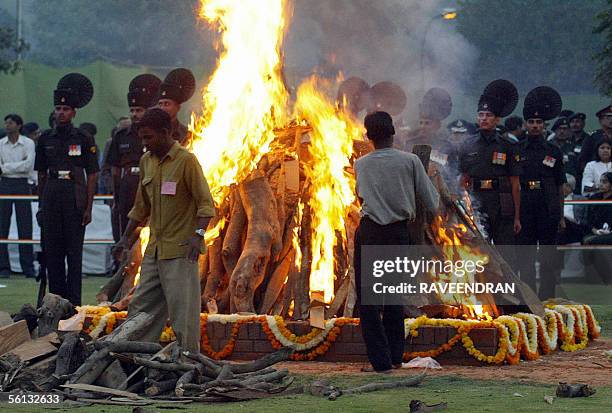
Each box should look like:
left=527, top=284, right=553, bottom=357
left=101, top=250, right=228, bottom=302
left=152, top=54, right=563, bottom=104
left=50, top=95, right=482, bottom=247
left=23, top=272, right=36, bottom=279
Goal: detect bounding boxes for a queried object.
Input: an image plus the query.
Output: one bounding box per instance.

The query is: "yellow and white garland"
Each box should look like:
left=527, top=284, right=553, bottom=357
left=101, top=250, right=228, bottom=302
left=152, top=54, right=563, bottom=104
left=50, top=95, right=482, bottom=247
left=79, top=304, right=602, bottom=365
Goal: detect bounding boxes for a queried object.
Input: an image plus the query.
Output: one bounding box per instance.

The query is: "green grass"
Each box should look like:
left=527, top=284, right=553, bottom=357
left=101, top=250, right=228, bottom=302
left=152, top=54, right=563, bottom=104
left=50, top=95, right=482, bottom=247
left=0, top=274, right=108, bottom=314
left=1, top=275, right=611, bottom=338
left=0, top=276, right=610, bottom=412
left=0, top=375, right=610, bottom=413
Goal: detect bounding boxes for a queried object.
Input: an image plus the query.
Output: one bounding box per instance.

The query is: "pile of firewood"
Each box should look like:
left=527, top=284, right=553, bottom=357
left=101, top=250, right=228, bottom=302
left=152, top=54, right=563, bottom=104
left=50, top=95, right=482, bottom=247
left=97, top=127, right=371, bottom=319
left=1, top=310, right=300, bottom=406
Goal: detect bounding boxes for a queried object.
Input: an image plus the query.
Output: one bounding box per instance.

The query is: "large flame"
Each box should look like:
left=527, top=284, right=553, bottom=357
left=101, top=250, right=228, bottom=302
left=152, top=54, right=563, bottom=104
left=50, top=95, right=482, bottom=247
left=133, top=226, right=150, bottom=286
left=191, top=0, right=289, bottom=206
left=430, top=215, right=496, bottom=320
left=295, top=77, right=362, bottom=303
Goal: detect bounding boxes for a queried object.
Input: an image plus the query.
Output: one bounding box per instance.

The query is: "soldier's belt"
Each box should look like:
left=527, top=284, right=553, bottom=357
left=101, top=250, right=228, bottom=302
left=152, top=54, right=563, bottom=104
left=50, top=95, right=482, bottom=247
left=521, top=180, right=542, bottom=190
left=472, top=178, right=499, bottom=191
left=121, top=166, right=140, bottom=176
left=49, top=170, right=72, bottom=180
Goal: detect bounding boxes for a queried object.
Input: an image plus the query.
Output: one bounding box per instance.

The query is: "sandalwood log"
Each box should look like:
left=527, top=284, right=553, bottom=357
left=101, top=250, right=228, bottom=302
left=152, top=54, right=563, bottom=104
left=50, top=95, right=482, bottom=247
left=101, top=312, right=155, bottom=343
left=175, top=369, right=197, bottom=396
left=293, top=202, right=311, bottom=320
left=230, top=175, right=279, bottom=313
left=93, top=341, right=162, bottom=353
left=259, top=249, right=294, bottom=314
left=222, top=190, right=246, bottom=278
left=326, top=273, right=350, bottom=318
left=203, top=211, right=228, bottom=305
left=145, top=378, right=179, bottom=397
left=110, top=286, right=136, bottom=311
left=229, top=348, right=292, bottom=374
left=182, top=351, right=223, bottom=377
left=37, top=293, right=76, bottom=336
left=233, top=367, right=276, bottom=379
left=69, top=347, right=111, bottom=385
left=133, top=357, right=198, bottom=372
left=327, top=373, right=425, bottom=400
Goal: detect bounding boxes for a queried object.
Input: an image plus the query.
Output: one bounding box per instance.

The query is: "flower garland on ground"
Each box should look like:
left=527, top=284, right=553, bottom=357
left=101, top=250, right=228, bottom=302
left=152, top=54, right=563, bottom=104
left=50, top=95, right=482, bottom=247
left=79, top=304, right=601, bottom=365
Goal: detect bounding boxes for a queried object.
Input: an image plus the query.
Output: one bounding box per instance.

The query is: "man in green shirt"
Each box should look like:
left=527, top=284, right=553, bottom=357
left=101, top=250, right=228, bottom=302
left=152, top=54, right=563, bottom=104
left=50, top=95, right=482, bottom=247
left=113, top=108, right=214, bottom=352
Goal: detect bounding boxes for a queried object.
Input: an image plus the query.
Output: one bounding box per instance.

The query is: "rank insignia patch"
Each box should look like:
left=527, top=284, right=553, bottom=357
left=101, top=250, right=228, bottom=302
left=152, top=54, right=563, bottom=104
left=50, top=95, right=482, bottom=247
left=492, top=151, right=507, bottom=165
left=68, top=144, right=82, bottom=156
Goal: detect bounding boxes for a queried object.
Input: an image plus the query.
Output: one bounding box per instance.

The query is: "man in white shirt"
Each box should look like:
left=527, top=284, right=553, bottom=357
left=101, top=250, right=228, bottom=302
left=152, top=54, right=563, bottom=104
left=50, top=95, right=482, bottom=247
left=0, top=114, right=36, bottom=278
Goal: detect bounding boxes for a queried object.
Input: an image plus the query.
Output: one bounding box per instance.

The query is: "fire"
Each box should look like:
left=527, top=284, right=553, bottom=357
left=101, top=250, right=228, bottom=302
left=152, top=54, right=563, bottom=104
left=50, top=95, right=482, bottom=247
left=292, top=201, right=304, bottom=271
left=295, top=77, right=362, bottom=303
left=133, top=226, right=150, bottom=286
left=190, top=0, right=289, bottom=207
left=431, top=216, right=495, bottom=320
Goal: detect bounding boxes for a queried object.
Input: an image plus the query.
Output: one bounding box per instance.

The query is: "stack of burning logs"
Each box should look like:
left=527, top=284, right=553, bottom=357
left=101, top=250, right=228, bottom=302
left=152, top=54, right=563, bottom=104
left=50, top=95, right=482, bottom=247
left=97, top=125, right=543, bottom=320
left=97, top=126, right=373, bottom=318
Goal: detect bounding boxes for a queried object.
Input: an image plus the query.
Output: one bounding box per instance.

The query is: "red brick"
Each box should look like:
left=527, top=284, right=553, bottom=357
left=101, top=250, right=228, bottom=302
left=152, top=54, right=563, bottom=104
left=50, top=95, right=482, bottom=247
left=234, top=340, right=253, bottom=352
left=253, top=340, right=276, bottom=353
left=433, top=327, right=449, bottom=344
left=351, top=324, right=364, bottom=341
left=412, top=327, right=435, bottom=344
left=237, top=324, right=249, bottom=340
left=211, top=322, right=227, bottom=339
left=337, top=325, right=353, bottom=343
left=229, top=352, right=260, bottom=361
left=247, top=323, right=263, bottom=339
left=468, top=328, right=497, bottom=348
left=334, top=342, right=367, bottom=355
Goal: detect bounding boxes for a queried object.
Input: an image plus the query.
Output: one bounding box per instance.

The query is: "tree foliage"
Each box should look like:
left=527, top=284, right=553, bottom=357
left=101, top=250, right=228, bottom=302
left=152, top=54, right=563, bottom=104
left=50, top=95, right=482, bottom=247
left=594, top=0, right=612, bottom=96
left=455, top=0, right=606, bottom=94
left=0, top=9, right=28, bottom=74
left=25, top=0, right=214, bottom=68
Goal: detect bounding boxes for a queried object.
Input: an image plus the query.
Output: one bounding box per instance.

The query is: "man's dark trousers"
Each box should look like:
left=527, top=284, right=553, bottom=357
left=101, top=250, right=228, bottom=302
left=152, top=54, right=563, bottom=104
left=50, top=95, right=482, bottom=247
left=0, top=177, right=34, bottom=276
left=354, top=216, right=410, bottom=371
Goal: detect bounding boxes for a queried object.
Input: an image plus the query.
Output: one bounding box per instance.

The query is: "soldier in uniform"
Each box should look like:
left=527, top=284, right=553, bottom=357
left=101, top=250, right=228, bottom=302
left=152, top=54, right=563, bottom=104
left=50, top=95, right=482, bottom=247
left=578, top=105, right=612, bottom=177
left=516, top=87, right=565, bottom=300
left=35, top=73, right=99, bottom=305
left=107, top=74, right=161, bottom=235
left=458, top=79, right=521, bottom=268
left=399, top=87, right=452, bottom=152
left=569, top=112, right=588, bottom=148
left=549, top=117, right=580, bottom=179
left=157, top=68, right=196, bottom=146
left=569, top=112, right=588, bottom=194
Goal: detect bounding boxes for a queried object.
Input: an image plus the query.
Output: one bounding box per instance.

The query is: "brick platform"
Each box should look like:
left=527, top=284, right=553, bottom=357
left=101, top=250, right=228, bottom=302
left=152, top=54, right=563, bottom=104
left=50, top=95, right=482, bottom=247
left=84, top=317, right=498, bottom=365
left=206, top=320, right=498, bottom=365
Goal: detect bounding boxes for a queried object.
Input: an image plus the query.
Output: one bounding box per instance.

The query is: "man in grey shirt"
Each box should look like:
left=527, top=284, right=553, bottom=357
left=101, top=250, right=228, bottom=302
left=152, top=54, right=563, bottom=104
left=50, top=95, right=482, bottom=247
left=354, top=111, right=439, bottom=373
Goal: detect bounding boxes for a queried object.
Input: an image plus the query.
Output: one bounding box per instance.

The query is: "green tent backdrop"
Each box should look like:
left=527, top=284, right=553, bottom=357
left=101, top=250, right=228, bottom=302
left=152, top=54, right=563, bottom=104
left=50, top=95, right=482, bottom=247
left=1, top=61, right=609, bottom=150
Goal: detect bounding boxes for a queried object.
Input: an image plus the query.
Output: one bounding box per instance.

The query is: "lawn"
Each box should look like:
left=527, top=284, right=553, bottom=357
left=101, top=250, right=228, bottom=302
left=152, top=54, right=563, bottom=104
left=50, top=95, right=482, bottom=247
left=0, top=275, right=610, bottom=412
left=0, top=375, right=610, bottom=413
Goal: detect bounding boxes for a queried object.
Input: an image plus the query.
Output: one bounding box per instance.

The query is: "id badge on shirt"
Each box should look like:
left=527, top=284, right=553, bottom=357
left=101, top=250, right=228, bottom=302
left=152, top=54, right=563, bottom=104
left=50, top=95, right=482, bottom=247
left=161, top=181, right=177, bottom=195
left=68, top=144, right=82, bottom=156
left=492, top=151, right=506, bottom=165
left=543, top=156, right=557, bottom=168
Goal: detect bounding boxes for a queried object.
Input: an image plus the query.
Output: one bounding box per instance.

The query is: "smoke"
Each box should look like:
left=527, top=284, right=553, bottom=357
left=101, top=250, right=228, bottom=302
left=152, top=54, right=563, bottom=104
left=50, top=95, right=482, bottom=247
left=284, top=0, right=478, bottom=123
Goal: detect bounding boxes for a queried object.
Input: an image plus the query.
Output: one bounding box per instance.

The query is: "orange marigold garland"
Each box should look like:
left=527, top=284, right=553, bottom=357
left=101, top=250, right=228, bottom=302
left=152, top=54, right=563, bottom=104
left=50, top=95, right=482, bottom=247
left=80, top=304, right=600, bottom=365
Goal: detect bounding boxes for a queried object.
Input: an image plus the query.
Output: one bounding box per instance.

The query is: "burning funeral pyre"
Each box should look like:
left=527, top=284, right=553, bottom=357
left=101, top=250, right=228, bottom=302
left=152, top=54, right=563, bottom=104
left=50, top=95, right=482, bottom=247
left=0, top=0, right=604, bottom=404
left=96, top=0, right=542, bottom=322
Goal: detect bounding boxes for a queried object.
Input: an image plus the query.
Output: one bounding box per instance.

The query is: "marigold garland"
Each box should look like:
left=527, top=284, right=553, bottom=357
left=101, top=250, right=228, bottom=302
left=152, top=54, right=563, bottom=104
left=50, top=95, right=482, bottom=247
left=79, top=304, right=601, bottom=365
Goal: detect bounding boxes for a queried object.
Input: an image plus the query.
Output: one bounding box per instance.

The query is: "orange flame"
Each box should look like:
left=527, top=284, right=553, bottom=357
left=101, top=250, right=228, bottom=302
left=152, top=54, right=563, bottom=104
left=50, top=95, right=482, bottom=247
left=191, top=0, right=290, bottom=208
left=431, top=215, right=495, bottom=320
left=133, top=226, right=150, bottom=286
left=294, top=77, right=362, bottom=303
